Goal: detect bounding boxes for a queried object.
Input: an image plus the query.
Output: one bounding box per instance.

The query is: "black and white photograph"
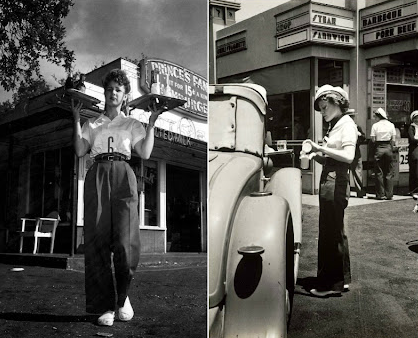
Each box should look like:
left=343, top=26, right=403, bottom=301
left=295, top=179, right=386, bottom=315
left=0, top=0, right=207, bottom=337
left=2, top=0, right=418, bottom=337
left=209, top=0, right=418, bottom=337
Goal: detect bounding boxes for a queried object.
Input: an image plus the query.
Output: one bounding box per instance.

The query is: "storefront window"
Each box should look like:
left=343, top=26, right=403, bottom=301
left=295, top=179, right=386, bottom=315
left=143, top=160, right=158, bottom=226
left=318, top=59, right=344, bottom=87
left=130, top=158, right=159, bottom=226
left=387, top=86, right=418, bottom=138
left=28, top=147, right=73, bottom=219
left=266, top=91, right=310, bottom=169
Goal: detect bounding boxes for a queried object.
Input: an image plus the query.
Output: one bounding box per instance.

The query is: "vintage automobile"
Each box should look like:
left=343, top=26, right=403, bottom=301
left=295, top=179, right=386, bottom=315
left=208, top=83, right=303, bottom=338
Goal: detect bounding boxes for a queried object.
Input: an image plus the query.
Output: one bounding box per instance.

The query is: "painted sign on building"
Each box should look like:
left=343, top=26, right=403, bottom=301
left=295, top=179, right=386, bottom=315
left=370, top=68, right=386, bottom=114
left=360, top=0, right=418, bottom=46
left=275, top=3, right=354, bottom=51
left=276, top=12, right=309, bottom=35
left=277, top=27, right=354, bottom=50
left=311, top=29, right=354, bottom=45
left=397, top=138, right=409, bottom=173
left=311, top=11, right=354, bottom=30
left=277, top=29, right=308, bottom=49
left=139, top=58, right=208, bottom=118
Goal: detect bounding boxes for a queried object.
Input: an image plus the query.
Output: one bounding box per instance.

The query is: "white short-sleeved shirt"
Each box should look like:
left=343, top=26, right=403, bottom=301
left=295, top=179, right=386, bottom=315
left=323, top=114, right=358, bottom=156
left=81, top=112, right=146, bottom=159
left=370, top=119, right=396, bottom=141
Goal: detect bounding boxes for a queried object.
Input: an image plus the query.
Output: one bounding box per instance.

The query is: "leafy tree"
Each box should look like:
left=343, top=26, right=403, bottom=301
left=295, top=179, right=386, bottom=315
left=0, top=99, right=13, bottom=113
left=12, top=78, right=51, bottom=105
left=0, top=0, right=75, bottom=91
left=0, top=78, right=50, bottom=113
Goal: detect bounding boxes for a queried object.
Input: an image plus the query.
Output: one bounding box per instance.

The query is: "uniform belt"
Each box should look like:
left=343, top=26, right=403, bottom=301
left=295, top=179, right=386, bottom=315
left=94, top=153, right=128, bottom=162
left=376, top=140, right=391, bottom=144
left=324, top=157, right=349, bottom=169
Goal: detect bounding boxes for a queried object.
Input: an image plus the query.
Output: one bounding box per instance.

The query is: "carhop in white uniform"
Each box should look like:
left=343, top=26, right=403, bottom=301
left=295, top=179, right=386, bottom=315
left=72, top=68, right=165, bottom=326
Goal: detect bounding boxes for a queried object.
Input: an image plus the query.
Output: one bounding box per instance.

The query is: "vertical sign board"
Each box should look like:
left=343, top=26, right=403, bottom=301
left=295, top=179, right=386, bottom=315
left=371, top=68, right=386, bottom=113
left=397, top=138, right=409, bottom=172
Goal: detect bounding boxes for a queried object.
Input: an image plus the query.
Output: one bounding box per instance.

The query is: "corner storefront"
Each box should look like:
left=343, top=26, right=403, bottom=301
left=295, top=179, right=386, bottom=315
left=0, top=57, right=207, bottom=255
left=214, top=0, right=355, bottom=194
left=214, top=0, right=418, bottom=194
left=359, top=0, right=418, bottom=189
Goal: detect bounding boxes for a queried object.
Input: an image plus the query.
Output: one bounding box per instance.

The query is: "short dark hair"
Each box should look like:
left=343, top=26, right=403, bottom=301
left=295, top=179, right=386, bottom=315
left=318, top=93, right=349, bottom=113
left=103, top=69, right=131, bottom=93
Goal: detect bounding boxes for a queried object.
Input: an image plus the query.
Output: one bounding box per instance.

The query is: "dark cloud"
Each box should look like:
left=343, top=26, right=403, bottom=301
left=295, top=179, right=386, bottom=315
left=64, top=0, right=207, bottom=76
left=0, top=0, right=207, bottom=101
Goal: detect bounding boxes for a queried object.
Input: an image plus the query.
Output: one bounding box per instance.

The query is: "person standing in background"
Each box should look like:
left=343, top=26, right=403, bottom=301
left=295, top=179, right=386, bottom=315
left=370, top=108, right=397, bottom=200
left=347, top=109, right=367, bottom=198
left=408, top=110, right=418, bottom=193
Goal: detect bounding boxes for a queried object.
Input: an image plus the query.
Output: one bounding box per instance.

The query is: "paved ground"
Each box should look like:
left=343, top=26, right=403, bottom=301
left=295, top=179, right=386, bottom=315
left=0, top=261, right=206, bottom=338
left=288, top=197, right=418, bottom=338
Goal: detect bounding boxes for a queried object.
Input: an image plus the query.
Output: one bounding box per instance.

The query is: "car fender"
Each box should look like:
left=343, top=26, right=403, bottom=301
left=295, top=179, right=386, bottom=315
left=265, top=167, right=302, bottom=245
left=209, top=152, right=262, bottom=308
left=224, top=193, right=290, bottom=338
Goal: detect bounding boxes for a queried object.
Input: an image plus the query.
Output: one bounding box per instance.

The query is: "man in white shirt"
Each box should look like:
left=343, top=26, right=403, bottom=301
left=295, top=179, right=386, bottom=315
left=370, top=108, right=397, bottom=200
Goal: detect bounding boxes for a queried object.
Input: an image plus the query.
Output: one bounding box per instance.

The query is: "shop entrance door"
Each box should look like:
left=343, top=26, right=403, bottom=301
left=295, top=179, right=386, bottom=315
left=166, top=164, right=201, bottom=252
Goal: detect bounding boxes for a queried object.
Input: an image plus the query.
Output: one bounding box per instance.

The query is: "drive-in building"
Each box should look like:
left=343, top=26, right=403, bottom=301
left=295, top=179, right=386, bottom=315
left=0, top=57, right=207, bottom=254
left=212, top=0, right=418, bottom=194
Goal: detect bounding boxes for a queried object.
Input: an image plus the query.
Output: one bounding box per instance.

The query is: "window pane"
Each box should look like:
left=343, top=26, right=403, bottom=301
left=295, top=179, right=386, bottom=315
left=29, top=153, right=44, bottom=216
left=293, top=91, right=310, bottom=140
left=144, top=160, right=158, bottom=226
left=266, top=93, right=292, bottom=141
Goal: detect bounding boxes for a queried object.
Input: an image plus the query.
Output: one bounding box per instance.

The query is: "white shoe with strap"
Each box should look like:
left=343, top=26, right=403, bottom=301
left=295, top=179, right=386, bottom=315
left=97, top=310, right=115, bottom=326
left=118, top=296, right=134, bottom=321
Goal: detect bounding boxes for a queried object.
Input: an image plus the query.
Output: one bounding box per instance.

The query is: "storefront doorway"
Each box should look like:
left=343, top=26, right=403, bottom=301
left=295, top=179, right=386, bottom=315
left=166, top=164, right=201, bottom=252
left=387, top=85, right=418, bottom=137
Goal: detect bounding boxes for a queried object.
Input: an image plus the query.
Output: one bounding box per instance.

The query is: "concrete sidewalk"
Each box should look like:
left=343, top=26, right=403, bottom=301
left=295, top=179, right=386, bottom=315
left=303, top=192, right=412, bottom=207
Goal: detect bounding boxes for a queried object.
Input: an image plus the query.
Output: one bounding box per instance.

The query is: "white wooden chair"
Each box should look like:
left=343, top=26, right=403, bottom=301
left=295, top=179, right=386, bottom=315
left=18, top=212, right=60, bottom=254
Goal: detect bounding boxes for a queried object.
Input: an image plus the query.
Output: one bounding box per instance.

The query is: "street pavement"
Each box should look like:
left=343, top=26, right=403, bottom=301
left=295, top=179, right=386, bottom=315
left=289, top=197, right=418, bottom=338
left=0, top=259, right=206, bottom=338
left=1, top=196, right=417, bottom=338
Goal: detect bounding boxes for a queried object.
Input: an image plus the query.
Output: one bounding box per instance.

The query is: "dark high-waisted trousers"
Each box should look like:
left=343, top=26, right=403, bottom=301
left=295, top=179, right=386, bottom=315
left=317, top=159, right=351, bottom=292
left=84, top=160, right=140, bottom=313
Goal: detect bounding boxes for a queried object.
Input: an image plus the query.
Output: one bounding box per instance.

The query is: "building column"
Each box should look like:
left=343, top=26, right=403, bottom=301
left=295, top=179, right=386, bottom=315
left=158, top=160, right=167, bottom=252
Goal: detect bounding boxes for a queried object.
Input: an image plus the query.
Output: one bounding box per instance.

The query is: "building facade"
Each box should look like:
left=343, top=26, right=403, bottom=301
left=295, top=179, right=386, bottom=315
left=213, top=0, right=418, bottom=194
left=0, top=57, right=207, bottom=254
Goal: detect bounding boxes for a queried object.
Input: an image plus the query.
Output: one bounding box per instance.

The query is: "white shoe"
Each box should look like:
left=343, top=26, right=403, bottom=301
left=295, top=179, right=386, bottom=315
left=309, top=289, right=341, bottom=297
left=344, top=284, right=350, bottom=291
left=118, top=296, right=134, bottom=321
left=97, top=310, right=115, bottom=326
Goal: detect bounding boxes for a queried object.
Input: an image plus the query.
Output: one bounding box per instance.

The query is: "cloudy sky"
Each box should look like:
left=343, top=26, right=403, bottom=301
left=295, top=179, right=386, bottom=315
left=1, top=0, right=207, bottom=102
left=235, top=0, right=289, bottom=22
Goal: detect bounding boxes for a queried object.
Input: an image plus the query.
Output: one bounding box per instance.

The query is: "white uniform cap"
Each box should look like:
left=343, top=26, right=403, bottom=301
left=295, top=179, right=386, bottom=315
left=410, top=110, right=418, bottom=121
left=314, top=85, right=349, bottom=111
left=374, top=107, right=387, bottom=119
